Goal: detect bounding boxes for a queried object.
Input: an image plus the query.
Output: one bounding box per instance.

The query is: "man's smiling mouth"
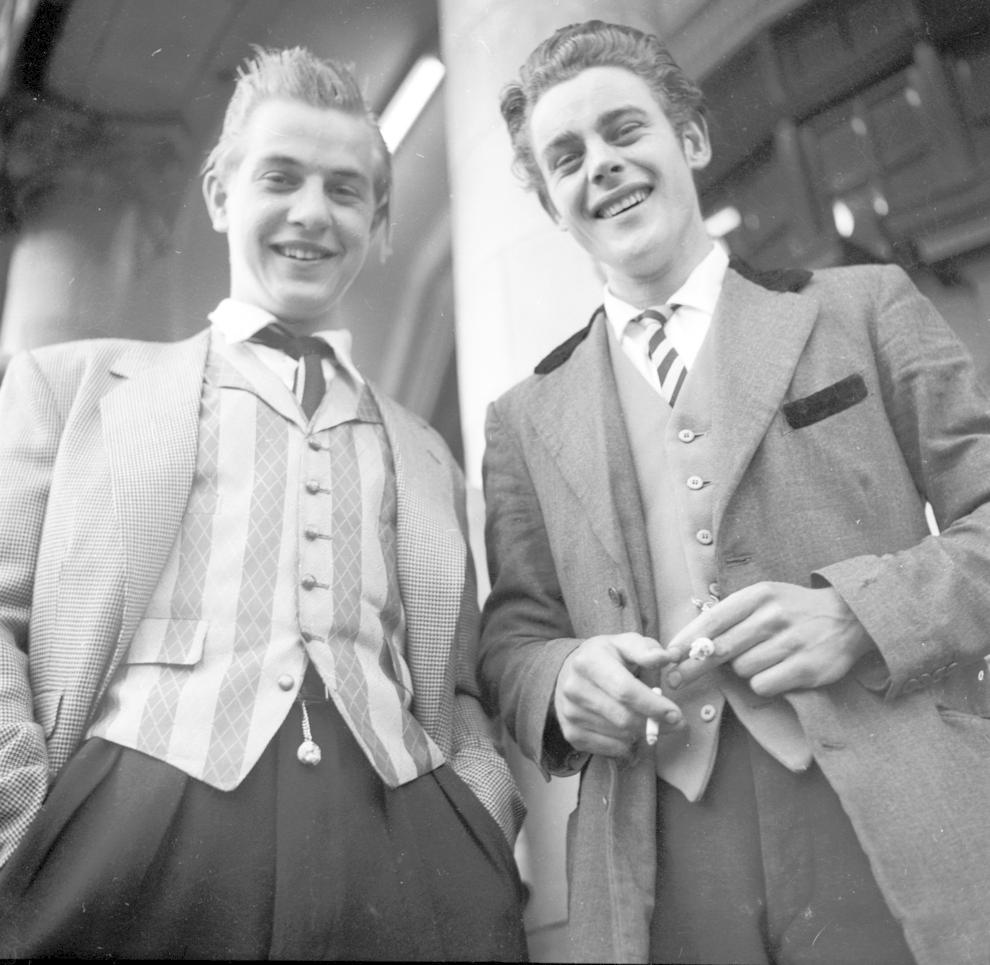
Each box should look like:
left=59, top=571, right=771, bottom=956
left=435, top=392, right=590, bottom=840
left=596, top=188, right=650, bottom=219
left=273, top=243, right=332, bottom=261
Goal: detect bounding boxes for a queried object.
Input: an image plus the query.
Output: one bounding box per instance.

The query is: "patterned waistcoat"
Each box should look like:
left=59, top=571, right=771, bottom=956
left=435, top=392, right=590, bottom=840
left=88, top=339, right=445, bottom=789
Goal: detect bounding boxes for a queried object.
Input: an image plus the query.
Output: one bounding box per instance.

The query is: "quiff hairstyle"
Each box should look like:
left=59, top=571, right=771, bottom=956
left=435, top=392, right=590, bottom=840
left=500, top=20, right=707, bottom=215
left=203, top=46, right=391, bottom=232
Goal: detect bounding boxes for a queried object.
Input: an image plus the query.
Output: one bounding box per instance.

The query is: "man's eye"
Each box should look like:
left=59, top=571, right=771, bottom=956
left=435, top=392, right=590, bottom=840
left=330, top=183, right=360, bottom=200
left=260, top=171, right=292, bottom=186
left=614, top=122, right=643, bottom=142
left=552, top=152, right=580, bottom=174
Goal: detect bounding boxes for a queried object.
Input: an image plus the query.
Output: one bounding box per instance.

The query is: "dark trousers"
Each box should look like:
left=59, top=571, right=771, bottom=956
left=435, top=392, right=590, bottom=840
left=0, top=691, right=527, bottom=961
left=651, top=708, right=915, bottom=965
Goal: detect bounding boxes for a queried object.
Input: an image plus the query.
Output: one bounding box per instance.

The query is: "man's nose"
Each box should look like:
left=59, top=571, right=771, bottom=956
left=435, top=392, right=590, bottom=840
left=288, top=178, right=331, bottom=228
left=588, top=139, right=624, bottom=183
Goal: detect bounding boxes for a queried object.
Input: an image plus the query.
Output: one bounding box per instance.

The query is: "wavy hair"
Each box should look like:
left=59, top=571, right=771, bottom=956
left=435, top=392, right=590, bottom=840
left=500, top=20, right=706, bottom=215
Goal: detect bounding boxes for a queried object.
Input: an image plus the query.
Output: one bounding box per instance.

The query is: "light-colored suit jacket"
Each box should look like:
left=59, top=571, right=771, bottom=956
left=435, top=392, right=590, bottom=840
left=481, top=263, right=990, bottom=964
left=0, top=328, right=523, bottom=865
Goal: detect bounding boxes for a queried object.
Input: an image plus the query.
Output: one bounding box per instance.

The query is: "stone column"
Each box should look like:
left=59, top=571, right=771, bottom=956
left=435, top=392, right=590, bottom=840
left=439, top=0, right=665, bottom=488
left=0, top=95, right=188, bottom=352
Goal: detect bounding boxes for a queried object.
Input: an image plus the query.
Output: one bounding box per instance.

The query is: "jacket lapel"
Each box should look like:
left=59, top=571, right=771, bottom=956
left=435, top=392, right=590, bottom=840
left=100, top=331, right=209, bottom=685
left=372, top=385, right=463, bottom=739
left=525, top=313, right=653, bottom=627
left=711, top=269, right=818, bottom=534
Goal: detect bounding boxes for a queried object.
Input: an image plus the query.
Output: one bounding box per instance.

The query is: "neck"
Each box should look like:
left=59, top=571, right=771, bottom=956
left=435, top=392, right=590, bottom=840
left=609, top=240, right=713, bottom=308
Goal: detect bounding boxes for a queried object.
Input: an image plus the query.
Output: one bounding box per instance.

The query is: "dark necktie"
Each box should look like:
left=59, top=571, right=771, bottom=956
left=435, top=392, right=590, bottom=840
left=633, top=305, right=686, bottom=407
left=249, top=324, right=335, bottom=419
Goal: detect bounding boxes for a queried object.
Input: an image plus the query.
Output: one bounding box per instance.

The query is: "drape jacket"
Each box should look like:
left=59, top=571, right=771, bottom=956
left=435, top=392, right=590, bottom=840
left=0, top=329, right=524, bottom=865
left=481, top=263, right=990, bottom=964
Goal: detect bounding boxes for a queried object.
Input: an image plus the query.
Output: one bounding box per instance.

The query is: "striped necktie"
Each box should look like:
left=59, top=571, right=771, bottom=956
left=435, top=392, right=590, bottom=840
left=635, top=306, right=686, bottom=407
left=249, top=324, right=334, bottom=419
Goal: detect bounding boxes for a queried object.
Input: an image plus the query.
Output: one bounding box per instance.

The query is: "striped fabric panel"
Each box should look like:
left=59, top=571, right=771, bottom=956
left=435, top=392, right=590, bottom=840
left=134, top=368, right=223, bottom=758
left=200, top=401, right=289, bottom=786
left=323, top=415, right=442, bottom=785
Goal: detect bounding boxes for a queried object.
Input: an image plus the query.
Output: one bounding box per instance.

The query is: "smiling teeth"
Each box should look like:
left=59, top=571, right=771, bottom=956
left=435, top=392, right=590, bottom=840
left=279, top=245, right=326, bottom=260
left=599, top=189, right=648, bottom=219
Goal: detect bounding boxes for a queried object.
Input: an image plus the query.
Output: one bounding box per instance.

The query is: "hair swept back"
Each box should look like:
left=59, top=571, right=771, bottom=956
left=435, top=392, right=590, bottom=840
left=499, top=20, right=706, bottom=215
left=203, top=46, right=391, bottom=233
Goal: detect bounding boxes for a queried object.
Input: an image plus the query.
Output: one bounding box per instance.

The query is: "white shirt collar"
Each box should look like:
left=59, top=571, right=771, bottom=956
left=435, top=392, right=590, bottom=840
left=603, top=242, right=730, bottom=340
left=208, top=297, right=364, bottom=384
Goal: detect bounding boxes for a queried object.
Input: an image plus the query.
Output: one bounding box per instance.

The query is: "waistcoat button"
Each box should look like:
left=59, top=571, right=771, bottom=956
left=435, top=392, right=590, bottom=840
left=700, top=703, right=717, bottom=722
left=696, top=529, right=713, bottom=545
left=686, top=475, right=704, bottom=490
left=277, top=674, right=295, bottom=691
left=301, top=574, right=318, bottom=591
left=678, top=429, right=696, bottom=443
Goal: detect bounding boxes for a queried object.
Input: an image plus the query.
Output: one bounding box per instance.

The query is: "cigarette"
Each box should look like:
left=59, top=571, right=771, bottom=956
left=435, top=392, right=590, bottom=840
left=645, top=686, right=662, bottom=746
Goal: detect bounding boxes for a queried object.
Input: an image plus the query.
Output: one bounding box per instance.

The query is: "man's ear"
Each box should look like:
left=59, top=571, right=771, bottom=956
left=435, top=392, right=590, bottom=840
left=680, top=116, right=712, bottom=172
left=202, top=169, right=230, bottom=233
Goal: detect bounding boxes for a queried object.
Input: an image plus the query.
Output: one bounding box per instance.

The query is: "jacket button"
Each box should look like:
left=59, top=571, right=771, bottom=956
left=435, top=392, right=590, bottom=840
left=678, top=429, right=696, bottom=443
left=700, top=703, right=718, bottom=722
left=696, top=529, right=713, bottom=545
left=277, top=674, right=295, bottom=691
left=686, top=475, right=704, bottom=490
left=607, top=586, right=626, bottom=607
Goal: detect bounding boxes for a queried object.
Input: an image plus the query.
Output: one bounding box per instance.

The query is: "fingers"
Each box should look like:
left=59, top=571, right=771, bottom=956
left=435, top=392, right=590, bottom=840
left=554, top=634, right=684, bottom=756
left=665, top=582, right=877, bottom=697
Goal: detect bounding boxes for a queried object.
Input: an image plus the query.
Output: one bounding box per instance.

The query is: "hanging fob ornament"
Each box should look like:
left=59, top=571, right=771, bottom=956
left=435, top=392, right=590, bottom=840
left=297, top=701, right=322, bottom=765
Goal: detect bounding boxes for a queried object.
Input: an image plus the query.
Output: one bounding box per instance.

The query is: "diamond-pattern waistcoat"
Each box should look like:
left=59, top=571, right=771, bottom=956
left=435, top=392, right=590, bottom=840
left=88, top=339, right=444, bottom=788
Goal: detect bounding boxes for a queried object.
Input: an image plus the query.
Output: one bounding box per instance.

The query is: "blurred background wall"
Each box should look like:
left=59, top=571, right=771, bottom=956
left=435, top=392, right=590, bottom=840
left=2, top=0, right=989, bottom=959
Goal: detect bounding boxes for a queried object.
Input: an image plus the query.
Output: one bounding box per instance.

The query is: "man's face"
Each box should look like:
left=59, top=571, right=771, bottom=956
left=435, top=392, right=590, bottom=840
left=529, top=66, right=712, bottom=303
left=203, top=98, right=382, bottom=332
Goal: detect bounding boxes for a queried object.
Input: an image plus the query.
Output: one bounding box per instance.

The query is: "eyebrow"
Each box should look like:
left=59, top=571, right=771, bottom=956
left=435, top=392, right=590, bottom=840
left=253, top=153, right=371, bottom=182
left=540, top=106, right=647, bottom=162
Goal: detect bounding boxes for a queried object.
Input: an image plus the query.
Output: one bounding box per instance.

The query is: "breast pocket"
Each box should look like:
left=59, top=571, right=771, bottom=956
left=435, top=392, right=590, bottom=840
left=125, top=618, right=207, bottom=666
left=782, top=373, right=868, bottom=430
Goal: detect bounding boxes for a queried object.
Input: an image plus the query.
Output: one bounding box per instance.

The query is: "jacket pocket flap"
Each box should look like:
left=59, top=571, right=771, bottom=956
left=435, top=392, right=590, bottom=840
left=126, top=618, right=207, bottom=666
left=783, top=373, right=867, bottom=429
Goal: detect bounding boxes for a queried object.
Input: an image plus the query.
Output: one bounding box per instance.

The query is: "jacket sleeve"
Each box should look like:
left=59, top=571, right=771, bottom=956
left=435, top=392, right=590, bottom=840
left=444, top=453, right=526, bottom=844
left=814, top=265, right=990, bottom=699
left=0, top=351, right=61, bottom=864
left=479, top=400, right=586, bottom=778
